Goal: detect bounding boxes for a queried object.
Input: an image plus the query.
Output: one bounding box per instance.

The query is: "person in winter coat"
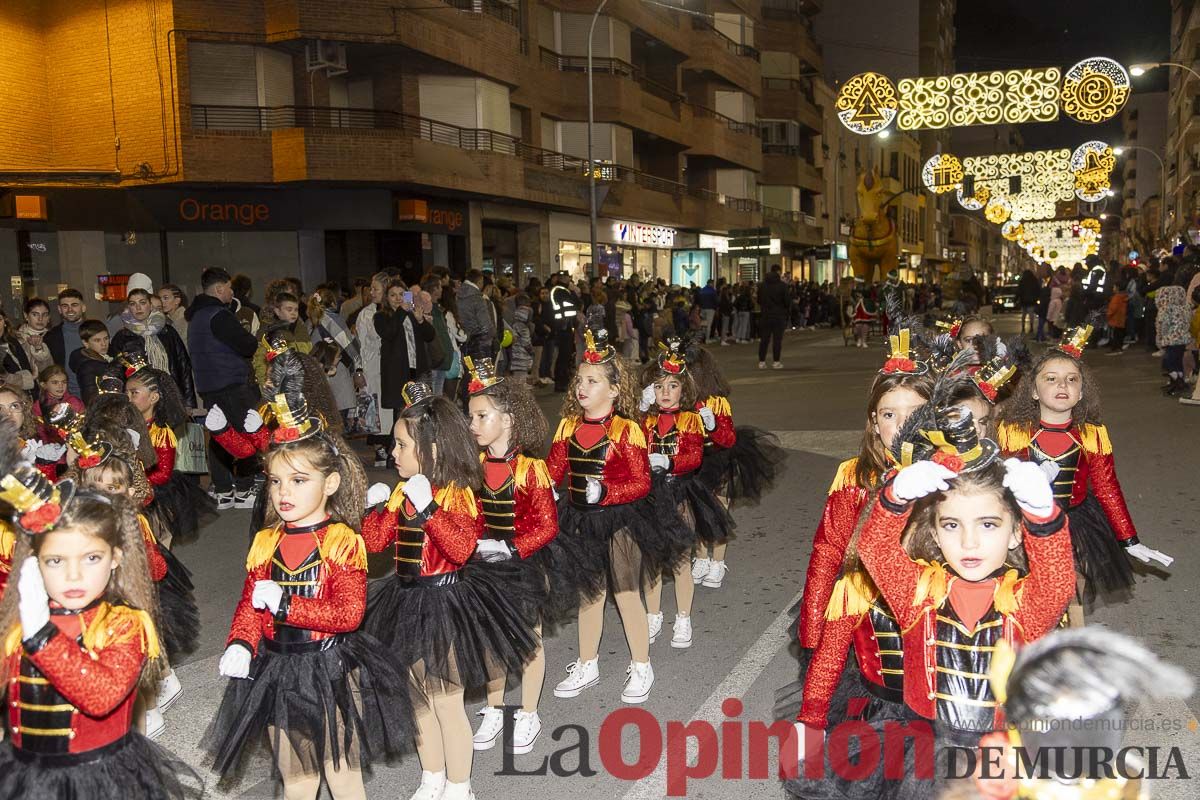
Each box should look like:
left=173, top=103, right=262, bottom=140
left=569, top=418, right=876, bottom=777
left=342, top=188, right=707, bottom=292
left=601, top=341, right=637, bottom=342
left=509, top=294, right=536, bottom=380
left=1105, top=284, right=1130, bottom=353
left=1017, top=267, right=1041, bottom=334
left=356, top=272, right=391, bottom=466
left=0, top=308, right=34, bottom=393
left=1157, top=282, right=1192, bottom=395
left=1045, top=268, right=1069, bottom=336
left=46, top=287, right=88, bottom=397
left=757, top=265, right=789, bottom=368
left=375, top=280, right=435, bottom=415
left=16, top=298, right=54, bottom=377
left=456, top=269, right=496, bottom=363
left=110, top=288, right=196, bottom=407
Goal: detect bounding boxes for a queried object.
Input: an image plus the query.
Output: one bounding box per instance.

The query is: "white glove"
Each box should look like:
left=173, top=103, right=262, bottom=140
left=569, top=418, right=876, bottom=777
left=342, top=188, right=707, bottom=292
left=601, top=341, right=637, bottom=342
left=219, top=645, right=252, bottom=679
left=585, top=476, right=602, bottom=504
left=891, top=461, right=956, bottom=503
left=20, top=439, right=41, bottom=462
left=1038, top=459, right=1060, bottom=483
left=17, top=557, right=50, bottom=636
left=781, top=721, right=823, bottom=775
left=403, top=474, right=434, bottom=512
left=244, top=410, right=264, bottom=433
left=1126, top=543, right=1174, bottom=567
left=552, top=485, right=560, bottom=502
left=649, top=453, right=671, bottom=472
left=204, top=405, right=227, bottom=432
left=34, top=442, right=66, bottom=462
left=1001, top=458, right=1055, bottom=518
left=366, top=482, right=391, bottom=508
left=474, top=538, right=513, bottom=562
left=639, top=384, right=657, bottom=412
left=698, top=406, right=717, bottom=431
left=126, top=429, right=141, bottom=450
left=251, top=580, right=284, bottom=615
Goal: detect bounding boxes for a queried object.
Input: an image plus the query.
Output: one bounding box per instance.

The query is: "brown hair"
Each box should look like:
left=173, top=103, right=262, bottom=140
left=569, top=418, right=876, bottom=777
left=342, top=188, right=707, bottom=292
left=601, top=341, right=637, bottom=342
left=306, top=286, right=338, bottom=326
left=83, top=395, right=157, bottom=470
left=0, top=386, right=37, bottom=439
left=855, top=371, right=935, bottom=487
left=688, top=347, right=731, bottom=399
left=398, top=396, right=482, bottom=490
left=958, top=316, right=995, bottom=340
left=639, top=361, right=699, bottom=411
left=0, top=493, right=164, bottom=689
left=559, top=355, right=640, bottom=421
left=126, top=368, right=188, bottom=433
left=263, top=432, right=367, bottom=530
left=473, top=380, right=549, bottom=457
left=78, top=446, right=153, bottom=508
left=999, top=352, right=1102, bottom=429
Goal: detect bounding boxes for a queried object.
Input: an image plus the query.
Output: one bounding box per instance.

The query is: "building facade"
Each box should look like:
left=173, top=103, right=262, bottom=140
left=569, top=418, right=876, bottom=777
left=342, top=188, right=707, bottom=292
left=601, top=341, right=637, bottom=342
left=1165, top=0, right=1200, bottom=243
left=1119, top=91, right=1168, bottom=257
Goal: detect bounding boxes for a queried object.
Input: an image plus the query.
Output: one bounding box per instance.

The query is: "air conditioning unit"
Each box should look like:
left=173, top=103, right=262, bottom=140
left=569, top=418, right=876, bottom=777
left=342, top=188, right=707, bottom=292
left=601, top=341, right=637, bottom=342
left=306, top=41, right=348, bottom=76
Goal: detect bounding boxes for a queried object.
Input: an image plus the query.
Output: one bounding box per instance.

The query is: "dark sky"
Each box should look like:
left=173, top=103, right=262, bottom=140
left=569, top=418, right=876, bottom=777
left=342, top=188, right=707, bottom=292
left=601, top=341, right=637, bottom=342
left=954, top=0, right=1171, bottom=149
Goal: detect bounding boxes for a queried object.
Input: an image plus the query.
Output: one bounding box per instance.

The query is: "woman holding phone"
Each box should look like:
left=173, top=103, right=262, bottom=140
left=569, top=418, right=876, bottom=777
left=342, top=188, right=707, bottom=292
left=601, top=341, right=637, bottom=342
left=375, top=278, right=437, bottom=426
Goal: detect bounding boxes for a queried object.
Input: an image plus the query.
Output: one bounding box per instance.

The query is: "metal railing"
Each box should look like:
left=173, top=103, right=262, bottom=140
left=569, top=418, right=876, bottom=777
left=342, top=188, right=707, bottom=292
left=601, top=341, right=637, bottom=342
left=761, top=77, right=817, bottom=104
left=539, top=48, right=683, bottom=103
left=443, top=0, right=520, bottom=28
left=762, top=0, right=814, bottom=23
left=690, top=18, right=760, bottom=61
left=691, top=104, right=760, bottom=136
left=762, top=143, right=814, bottom=158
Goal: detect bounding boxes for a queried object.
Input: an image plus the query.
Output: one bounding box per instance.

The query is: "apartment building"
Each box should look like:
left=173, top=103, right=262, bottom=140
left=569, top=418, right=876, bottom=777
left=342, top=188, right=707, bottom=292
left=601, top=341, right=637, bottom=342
left=1118, top=92, right=1168, bottom=256
left=1165, top=0, right=1200, bottom=243
left=0, top=0, right=826, bottom=302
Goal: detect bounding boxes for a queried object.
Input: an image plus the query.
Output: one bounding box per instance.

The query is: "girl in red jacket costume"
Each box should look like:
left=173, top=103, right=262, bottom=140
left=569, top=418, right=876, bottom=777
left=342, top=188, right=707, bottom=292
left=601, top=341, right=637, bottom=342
left=362, top=382, right=539, bottom=800
left=0, top=433, right=202, bottom=799
left=205, top=392, right=411, bottom=799
left=546, top=329, right=685, bottom=707
left=997, top=325, right=1172, bottom=621
left=0, top=385, right=64, bottom=482
left=640, top=338, right=732, bottom=650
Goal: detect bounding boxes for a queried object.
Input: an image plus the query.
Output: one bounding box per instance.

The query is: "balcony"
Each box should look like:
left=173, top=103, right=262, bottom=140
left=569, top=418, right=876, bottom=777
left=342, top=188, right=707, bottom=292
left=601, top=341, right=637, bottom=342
left=760, top=78, right=823, bottom=132
left=762, top=0, right=823, bottom=17
left=761, top=144, right=822, bottom=192
left=683, top=18, right=761, bottom=94
left=762, top=206, right=823, bottom=244
left=686, top=105, right=763, bottom=170
left=757, top=7, right=822, bottom=70
left=553, top=0, right=690, bottom=55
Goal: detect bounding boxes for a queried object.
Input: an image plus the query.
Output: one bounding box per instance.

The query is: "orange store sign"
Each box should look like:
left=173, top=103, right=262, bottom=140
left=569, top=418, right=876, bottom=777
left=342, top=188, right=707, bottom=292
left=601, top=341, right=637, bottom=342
left=178, top=196, right=270, bottom=226
left=396, top=198, right=466, bottom=234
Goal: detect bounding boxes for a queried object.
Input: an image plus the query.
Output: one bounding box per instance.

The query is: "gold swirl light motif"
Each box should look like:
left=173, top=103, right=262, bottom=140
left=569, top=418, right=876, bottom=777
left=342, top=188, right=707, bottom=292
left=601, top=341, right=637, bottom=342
left=1001, top=67, right=1061, bottom=123
left=921, top=153, right=964, bottom=193
left=985, top=197, right=1012, bottom=224
left=835, top=72, right=899, bottom=134
left=960, top=148, right=1073, bottom=221
left=957, top=182, right=990, bottom=210
left=1060, top=57, right=1130, bottom=124
left=1001, top=220, right=1025, bottom=241
left=948, top=71, right=1006, bottom=127
left=1081, top=217, right=1101, bottom=233
left=897, top=75, right=951, bottom=130
left=1070, top=140, right=1116, bottom=201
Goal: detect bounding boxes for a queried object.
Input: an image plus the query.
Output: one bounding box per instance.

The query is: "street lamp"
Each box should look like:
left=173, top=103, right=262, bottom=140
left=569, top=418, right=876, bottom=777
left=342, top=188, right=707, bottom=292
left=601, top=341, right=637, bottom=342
left=1113, top=144, right=1168, bottom=240
left=586, top=0, right=612, bottom=279
left=1129, top=61, right=1200, bottom=82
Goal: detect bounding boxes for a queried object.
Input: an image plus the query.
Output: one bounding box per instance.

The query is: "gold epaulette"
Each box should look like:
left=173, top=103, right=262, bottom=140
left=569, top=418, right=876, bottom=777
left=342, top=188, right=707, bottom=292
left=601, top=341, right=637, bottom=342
left=0, top=520, right=14, bottom=561
left=137, top=514, right=158, bottom=545
left=552, top=416, right=580, bottom=443
left=994, top=568, right=1023, bottom=616
left=997, top=423, right=1032, bottom=454
left=258, top=402, right=275, bottom=426
left=149, top=422, right=177, bottom=450
left=676, top=410, right=704, bottom=435
left=914, top=559, right=951, bottom=609
left=1078, top=423, right=1112, bottom=456
left=246, top=526, right=286, bottom=570
left=828, top=457, right=860, bottom=494
left=704, top=395, right=732, bottom=418
left=825, top=568, right=878, bottom=620
left=435, top=484, right=479, bottom=518
left=319, top=523, right=367, bottom=570
left=82, top=602, right=160, bottom=660
left=610, top=416, right=647, bottom=448
left=385, top=482, right=405, bottom=512
left=515, top=455, right=551, bottom=490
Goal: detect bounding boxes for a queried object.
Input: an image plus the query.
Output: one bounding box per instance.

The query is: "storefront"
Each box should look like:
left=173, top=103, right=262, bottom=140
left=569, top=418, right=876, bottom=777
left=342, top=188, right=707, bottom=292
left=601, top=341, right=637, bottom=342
left=812, top=242, right=850, bottom=285
left=550, top=212, right=675, bottom=281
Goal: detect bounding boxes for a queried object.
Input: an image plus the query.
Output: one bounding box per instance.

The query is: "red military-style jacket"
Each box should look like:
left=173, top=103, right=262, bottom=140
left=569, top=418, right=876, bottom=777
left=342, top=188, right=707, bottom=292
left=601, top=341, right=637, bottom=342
left=697, top=395, right=737, bottom=450
left=856, top=487, right=1075, bottom=725
left=998, top=421, right=1138, bottom=544
left=546, top=413, right=651, bottom=507
left=479, top=451, right=558, bottom=559
left=209, top=417, right=272, bottom=460
left=144, top=420, right=177, bottom=487
left=0, top=521, right=13, bottom=598
left=138, top=514, right=167, bottom=583
left=362, top=483, right=484, bottom=577
left=226, top=521, right=367, bottom=654
left=643, top=407, right=705, bottom=476
left=5, top=601, right=158, bottom=754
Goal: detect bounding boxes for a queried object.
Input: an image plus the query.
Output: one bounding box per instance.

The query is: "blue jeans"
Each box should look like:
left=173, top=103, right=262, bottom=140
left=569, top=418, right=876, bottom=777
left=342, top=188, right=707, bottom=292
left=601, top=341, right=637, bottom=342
left=431, top=369, right=446, bottom=396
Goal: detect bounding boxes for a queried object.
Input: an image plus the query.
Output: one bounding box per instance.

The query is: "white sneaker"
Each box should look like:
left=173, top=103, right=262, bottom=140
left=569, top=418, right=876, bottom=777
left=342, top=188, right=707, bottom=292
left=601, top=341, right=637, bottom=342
left=157, top=669, right=183, bottom=712
left=1097, top=338, right=1110, bottom=347
left=691, top=558, right=712, bottom=584
left=409, top=771, right=447, bottom=800
left=553, top=657, right=599, bottom=698
left=233, top=490, right=257, bottom=509
left=1153, top=349, right=1165, bottom=357
left=647, top=612, right=664, bottom=644
left=671, top=615, right=693, bottom=649
left=702, top=560, right=728, bottom=588
left=145, top=707, right=165, bottom=740
left=720, top=340, right=730, bottom=346
left=1180, top=396, right=1200, bottom=405
left=758, top=361, right=766, bottom=369
left=473, top=706, right=505, bottom=751
left=621, top=661, right=654, bottom=704
left=215, top=491, right=235, bottom=510
left=442, top=781, right=475, bottom=800
left=509, top=710, right=542, bottom=755
left=773, top=362, right=783, bottom=369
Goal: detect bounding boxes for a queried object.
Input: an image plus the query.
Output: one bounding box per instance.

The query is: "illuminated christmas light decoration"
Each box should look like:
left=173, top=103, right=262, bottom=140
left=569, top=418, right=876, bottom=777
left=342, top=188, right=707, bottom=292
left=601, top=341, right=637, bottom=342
left=962, top=148, right=1074, bottom=222
left=1060, top=58, right=1130, bottom=124
left=985, top=197, right=1012, bottom=224
left=957, top=182, right=990, bottom=211
left=1080, top=218, right=1101, bottom=233
left=1002, top=220, right=1025, bottom=241
left=835, top=72, right=899, bottom=135
left=1071, top=140, right=1117, bottom=201
left=921, top=153, right=964, bottom=193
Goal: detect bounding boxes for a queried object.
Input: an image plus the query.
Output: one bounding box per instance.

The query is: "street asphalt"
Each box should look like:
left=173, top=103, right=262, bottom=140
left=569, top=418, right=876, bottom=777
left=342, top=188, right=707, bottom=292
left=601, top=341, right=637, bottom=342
left=157, top=317, right=1200, bottom=799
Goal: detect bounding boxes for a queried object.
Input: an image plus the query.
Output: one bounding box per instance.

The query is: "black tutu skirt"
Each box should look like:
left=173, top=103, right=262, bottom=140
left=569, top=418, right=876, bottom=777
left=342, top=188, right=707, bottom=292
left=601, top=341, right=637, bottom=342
left=364, top=566, right=541, bottom=691
left=508, top=534, right=585, bottom=634
left=156, top=545, right=199, bottom=660
left=152, top=473, right=216, bottom=546
left=202, top=631, right=414, bottom=782
left=698, top=426, right=785, bottom=505
left=1067, top=493, right=1135, bottom=605
left=248, top=480, right=268, bottom=544
left=0, top=733, right=204, bottom=800
left=551, top=494, right=691, bottom=602
left=652, top=470, right=736, bottom=550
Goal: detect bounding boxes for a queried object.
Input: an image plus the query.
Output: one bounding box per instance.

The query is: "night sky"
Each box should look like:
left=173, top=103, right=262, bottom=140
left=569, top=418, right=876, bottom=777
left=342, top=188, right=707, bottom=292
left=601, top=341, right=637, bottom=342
left=954, top=0, right=1171, bottom=149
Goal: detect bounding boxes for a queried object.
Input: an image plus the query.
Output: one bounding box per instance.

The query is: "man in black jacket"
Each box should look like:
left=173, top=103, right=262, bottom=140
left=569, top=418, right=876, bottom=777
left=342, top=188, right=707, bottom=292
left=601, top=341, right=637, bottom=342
left=187, top=267, right=260, bottom=509
left=45, top=288, right=87, bottom=397
left=757, top=265, right=789, bottom=369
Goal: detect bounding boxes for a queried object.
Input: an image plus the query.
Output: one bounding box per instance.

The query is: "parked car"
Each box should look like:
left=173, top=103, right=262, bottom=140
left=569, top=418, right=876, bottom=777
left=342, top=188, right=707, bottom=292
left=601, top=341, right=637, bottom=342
left=991, top=283, right=1019, bottom=313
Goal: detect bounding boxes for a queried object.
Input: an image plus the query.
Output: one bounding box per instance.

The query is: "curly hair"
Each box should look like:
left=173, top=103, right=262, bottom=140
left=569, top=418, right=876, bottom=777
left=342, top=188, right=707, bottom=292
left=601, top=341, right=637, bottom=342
left=855, top=371, right=935, bottom=488
left=398, top=396, right=482, bottom=490
left=638, top=361, right=699, bottom=411
left=84, top=394, right=156, bottom=471
left=0, top=493, right=164, bottom=690
left=126, top=368, right=188, bottom=434
left=472, top=380, right=549, bottom=457
left=687, top=347, right=731, bottom=399
left=0, top=386, right=37, bottom=439
left=998, top=351, right=1103, bottom=429
left=559, top=356, right=641, bottom=421
left=266, top=350, right=343, bottom=435
left=263, top=432, right=367, bottom=531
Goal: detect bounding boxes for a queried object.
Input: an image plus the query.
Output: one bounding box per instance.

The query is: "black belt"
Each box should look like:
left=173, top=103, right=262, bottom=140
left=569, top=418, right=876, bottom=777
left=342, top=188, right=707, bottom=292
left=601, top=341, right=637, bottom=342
left=262, top=634, right=343, bottom=654
left=13, top=731, right=133, bottom=767
left=394, top=571, right=460, bottom=587
left=863, top=678, right=904, bottom=704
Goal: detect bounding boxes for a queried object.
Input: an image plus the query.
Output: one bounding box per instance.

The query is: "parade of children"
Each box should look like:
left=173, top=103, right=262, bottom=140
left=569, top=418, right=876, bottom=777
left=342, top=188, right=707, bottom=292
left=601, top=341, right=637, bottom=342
left=0, top=265, right=1188, bottom=800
